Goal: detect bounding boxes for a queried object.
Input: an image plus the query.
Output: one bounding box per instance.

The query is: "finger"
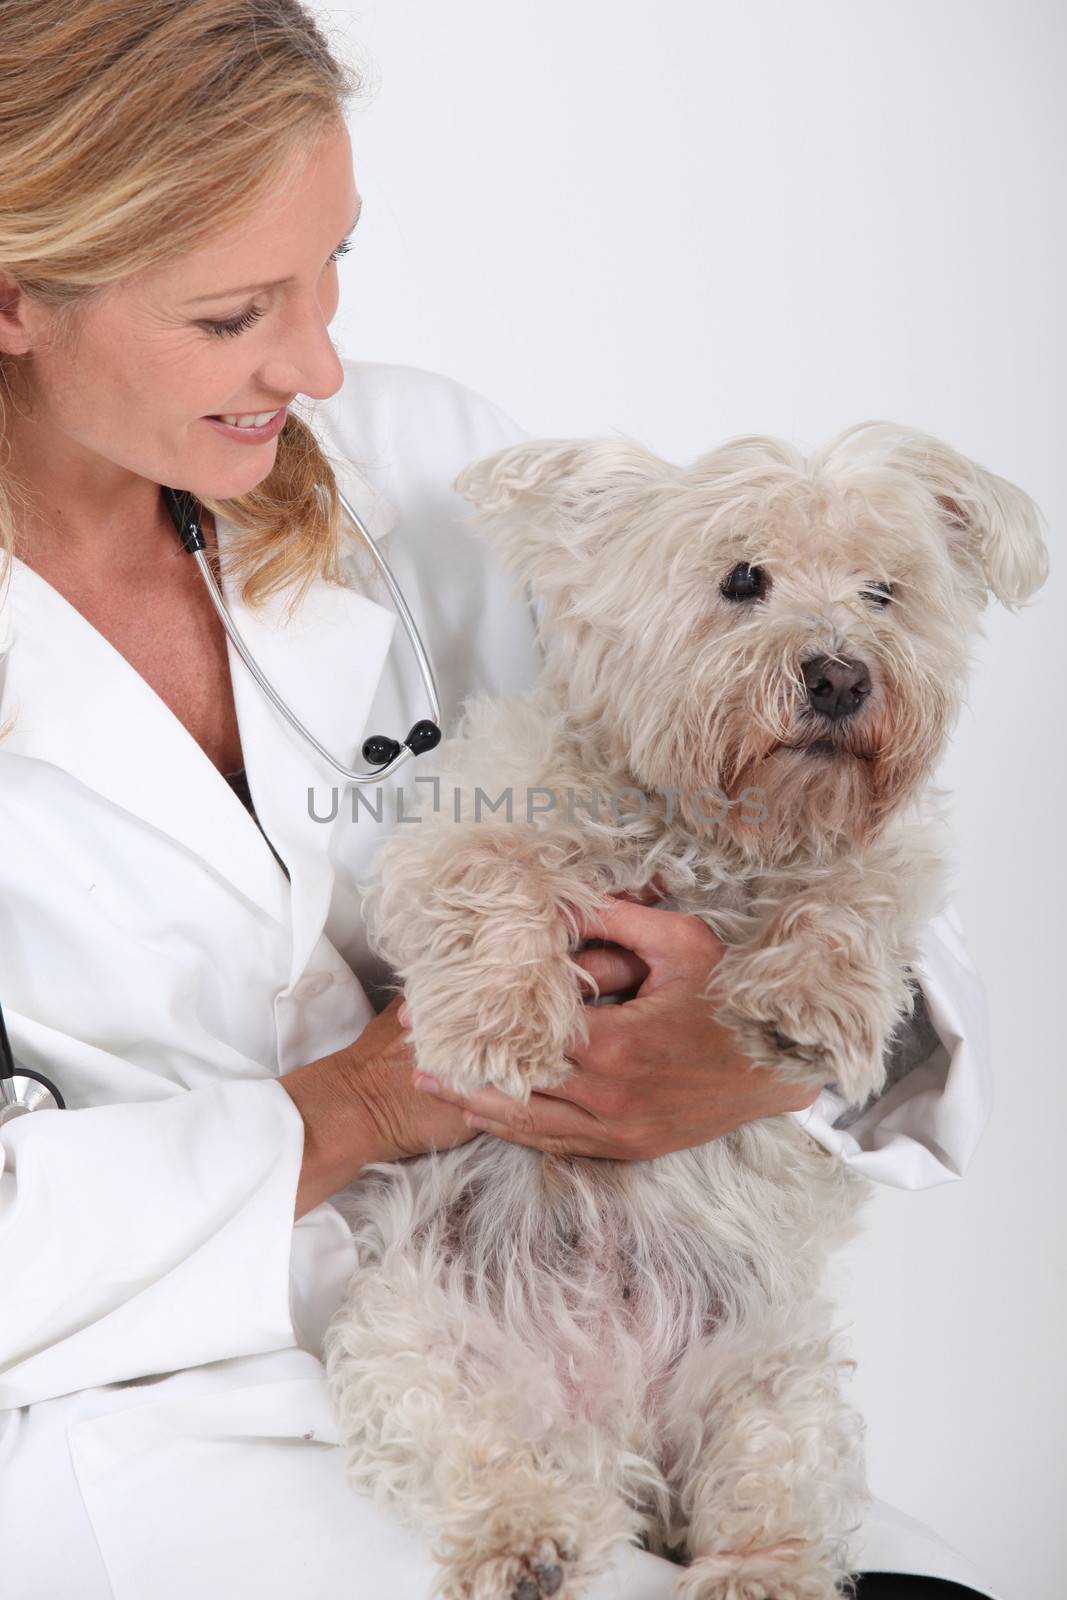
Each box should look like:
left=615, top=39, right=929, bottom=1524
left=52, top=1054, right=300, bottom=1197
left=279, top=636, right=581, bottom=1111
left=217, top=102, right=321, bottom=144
left=559, top=1005, right=637, bottom=1075
left=410, top=1074, right=563, bottom=1122
left=463, top=1118, right=599, bottom=1158
left=559, top=986, right=675, bottom=1077
left=611, top=875, right=668, bottom=906
left=450, top=1085, right=605, bottom=1142
left=414, top=1066, right=611, bottom=1122
left=515, top=1062, right=617, bottom=1111
left=572, top=896, right=724, bottom=975
left=462, top=1093, right=607, bottom=1150
left=571, top=944, right=650, bottom=996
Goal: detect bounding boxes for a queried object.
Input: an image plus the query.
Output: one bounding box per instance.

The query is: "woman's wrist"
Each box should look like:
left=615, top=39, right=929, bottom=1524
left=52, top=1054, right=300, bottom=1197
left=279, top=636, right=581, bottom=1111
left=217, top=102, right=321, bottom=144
left=280, top=1046, right=392, bottom=1220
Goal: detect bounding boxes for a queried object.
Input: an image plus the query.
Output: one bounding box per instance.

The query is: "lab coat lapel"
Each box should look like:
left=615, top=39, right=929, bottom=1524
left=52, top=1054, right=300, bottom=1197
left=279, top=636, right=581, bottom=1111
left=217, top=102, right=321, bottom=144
left=0, top=457, right=399, bottom=968
left=215, top=457, right=399, bottom=986
left=0, top=558, right=292, bottom=926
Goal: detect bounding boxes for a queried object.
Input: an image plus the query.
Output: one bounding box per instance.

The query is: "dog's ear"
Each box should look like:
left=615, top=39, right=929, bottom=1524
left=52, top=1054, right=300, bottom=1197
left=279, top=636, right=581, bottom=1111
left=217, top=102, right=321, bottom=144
left=881, top=427, right=1049, bottom=610
left=453, top=436, right=674, bottom=600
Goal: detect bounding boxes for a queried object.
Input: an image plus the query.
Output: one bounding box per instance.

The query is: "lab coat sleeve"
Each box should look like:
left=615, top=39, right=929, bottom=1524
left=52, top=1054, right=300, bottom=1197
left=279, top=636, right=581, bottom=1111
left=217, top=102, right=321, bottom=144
left=789, top=900, right=993, bottom=1190
left=0, top=1023, right=308, bottom=1410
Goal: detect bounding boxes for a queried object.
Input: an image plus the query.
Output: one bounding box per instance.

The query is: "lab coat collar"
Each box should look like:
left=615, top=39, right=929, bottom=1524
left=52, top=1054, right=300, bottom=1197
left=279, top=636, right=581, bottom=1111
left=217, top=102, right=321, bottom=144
left=315, top=432, right=400, bottom=545
left=0, top=457, right=399, bottom=971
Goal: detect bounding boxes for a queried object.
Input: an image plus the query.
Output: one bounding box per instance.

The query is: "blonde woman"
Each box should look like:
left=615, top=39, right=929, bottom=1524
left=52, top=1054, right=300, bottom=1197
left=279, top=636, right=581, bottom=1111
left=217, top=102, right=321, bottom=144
left=0, top=4, right=997, bottom=1598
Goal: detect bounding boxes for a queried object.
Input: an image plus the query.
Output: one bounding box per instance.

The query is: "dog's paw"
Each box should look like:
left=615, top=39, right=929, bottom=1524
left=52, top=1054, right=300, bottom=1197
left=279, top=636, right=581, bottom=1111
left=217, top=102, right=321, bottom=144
left=407, top=975, right=580, bottom=1100
left=727, top=999, right=884, bottom=1107
left=431, top=1480, right=635, bottom=1600
left=676, top=1540, right=841, bottom=1600
left=404, top=933, right=591, bottom=1099
left=710, top=946, right=896, bottom=1108
left=439, top=1537, right=579, bottom=1600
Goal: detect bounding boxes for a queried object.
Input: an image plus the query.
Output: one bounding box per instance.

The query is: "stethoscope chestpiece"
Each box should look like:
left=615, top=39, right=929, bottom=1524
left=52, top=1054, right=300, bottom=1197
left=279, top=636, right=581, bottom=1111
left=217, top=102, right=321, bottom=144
left=0, top=1068, right=65, bottom=1124
left=0, top=1001, right=66, bottom=1124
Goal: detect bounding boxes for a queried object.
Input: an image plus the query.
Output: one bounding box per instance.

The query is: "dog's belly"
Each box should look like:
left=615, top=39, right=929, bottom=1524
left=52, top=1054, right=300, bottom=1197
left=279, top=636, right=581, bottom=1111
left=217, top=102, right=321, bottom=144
left=428, top=1144, right=764, bottom=1415
left=341, top=1118, right=855, bottom=1436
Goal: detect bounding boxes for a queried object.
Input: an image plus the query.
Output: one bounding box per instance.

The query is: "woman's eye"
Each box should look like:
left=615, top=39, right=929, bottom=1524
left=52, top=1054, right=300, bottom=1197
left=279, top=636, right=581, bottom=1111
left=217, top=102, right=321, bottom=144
left=202, top=304, right=266, bottom=340
left=200, top=243, right=351, bottom=339
left=720, top=562, right=768, bottom=601
left=862, top=580, right=894, bottom=606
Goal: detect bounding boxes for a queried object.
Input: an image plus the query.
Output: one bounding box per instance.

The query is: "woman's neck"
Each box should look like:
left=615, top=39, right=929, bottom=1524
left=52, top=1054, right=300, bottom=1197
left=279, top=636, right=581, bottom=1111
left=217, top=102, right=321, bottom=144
left=13, top=488, right=216, bottom=586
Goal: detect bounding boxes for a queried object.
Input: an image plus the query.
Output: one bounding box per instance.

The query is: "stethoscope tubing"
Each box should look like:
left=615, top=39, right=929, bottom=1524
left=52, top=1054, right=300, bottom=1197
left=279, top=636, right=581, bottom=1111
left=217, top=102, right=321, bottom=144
left=190, top=486, right=442, bottom=785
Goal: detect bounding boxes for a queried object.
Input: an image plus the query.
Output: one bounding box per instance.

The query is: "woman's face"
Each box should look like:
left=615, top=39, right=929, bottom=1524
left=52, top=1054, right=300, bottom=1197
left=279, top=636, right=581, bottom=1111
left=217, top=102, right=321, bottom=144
left=3, top=116, right=360, bottom=514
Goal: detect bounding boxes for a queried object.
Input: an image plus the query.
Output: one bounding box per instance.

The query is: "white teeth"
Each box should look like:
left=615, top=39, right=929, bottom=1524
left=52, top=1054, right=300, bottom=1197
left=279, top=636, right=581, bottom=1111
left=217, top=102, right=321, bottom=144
left=218, top=410, right=277, bottom=428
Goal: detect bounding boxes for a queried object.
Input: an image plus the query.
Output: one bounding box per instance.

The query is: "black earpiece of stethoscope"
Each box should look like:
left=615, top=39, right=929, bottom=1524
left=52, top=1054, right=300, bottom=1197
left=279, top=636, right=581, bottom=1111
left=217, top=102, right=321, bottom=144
left=360, top=721, right=442, bottom=767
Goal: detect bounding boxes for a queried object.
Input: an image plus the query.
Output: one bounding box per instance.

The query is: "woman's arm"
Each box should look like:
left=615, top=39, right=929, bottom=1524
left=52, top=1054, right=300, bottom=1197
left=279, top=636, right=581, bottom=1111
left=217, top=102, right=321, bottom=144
left=280, top=996, right=476, bottom=1219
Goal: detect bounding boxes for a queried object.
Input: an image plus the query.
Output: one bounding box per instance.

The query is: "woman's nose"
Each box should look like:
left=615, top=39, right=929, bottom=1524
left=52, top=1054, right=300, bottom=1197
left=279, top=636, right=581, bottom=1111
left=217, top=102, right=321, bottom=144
left=259, top=298, right=345, bottom=406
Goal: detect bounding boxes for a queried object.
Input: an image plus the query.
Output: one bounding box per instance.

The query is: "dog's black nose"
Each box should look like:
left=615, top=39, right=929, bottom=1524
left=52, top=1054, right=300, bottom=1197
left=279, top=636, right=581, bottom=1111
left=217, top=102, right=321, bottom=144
left=801, top=655, right=871, bottom=720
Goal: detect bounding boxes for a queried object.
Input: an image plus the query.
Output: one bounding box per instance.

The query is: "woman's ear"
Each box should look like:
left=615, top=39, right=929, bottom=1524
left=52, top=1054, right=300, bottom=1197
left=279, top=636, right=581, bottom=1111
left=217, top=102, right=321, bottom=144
left=884, top=427, right=1050, bottom=610
left=453, top=435, right=674, bottom=601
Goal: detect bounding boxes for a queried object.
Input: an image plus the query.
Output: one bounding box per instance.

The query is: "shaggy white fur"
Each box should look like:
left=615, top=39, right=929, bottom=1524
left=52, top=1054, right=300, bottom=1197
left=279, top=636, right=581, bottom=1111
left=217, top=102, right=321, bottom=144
left=324, top=421, right=1047, bottom=1600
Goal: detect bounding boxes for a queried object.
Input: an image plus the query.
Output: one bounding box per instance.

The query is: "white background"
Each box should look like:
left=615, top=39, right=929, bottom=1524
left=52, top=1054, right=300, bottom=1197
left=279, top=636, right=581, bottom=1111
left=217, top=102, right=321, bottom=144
left=315, top=2, right=1065, bottom=1593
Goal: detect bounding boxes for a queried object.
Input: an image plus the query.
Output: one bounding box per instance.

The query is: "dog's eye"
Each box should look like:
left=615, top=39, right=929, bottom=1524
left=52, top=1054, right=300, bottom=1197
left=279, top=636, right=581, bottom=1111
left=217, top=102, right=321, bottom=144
left=862, top=581, right=894, bottom=607
left=721, top=563, right=767, bottom=601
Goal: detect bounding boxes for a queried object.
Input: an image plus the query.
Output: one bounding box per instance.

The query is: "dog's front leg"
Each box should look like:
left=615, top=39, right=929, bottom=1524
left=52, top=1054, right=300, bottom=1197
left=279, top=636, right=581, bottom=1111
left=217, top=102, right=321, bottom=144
left=364, top=817, right=615, bottom=1099
left=705, top=854, right=925, bottom=1109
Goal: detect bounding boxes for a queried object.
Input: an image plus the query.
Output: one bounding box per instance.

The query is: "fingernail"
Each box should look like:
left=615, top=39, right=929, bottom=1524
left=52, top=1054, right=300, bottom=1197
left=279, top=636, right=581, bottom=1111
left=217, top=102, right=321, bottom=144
left=413, top=1073, right=441, bottom=1094
left=398, top=1003, right=411, bottom=1027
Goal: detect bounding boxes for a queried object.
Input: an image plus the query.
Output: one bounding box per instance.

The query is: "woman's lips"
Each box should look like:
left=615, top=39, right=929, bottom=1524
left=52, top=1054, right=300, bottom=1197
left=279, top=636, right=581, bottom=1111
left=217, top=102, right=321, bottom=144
left=203, top=406, right=288, bottom=443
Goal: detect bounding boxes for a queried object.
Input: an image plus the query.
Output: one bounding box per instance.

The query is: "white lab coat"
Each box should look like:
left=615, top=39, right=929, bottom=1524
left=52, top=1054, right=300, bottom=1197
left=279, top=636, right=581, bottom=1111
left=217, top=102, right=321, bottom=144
left=0, top=359, right=1002, bottom=1599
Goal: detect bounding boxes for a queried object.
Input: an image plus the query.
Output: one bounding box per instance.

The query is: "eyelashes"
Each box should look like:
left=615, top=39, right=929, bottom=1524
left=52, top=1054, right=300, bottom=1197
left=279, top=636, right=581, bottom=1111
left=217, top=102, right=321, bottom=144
left=201, top=238, right=353, bottom=340
left=204, top=304, right=266, bottom=340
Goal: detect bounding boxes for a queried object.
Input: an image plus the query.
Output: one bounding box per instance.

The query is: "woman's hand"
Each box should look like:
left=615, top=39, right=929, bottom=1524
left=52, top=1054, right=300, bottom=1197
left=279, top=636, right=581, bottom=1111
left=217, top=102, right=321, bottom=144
left=346, top=994, right=483, bottom=1163
left=283, top=994, right=482, bottom=1217
left=403, top=896, right=822, bottom=1159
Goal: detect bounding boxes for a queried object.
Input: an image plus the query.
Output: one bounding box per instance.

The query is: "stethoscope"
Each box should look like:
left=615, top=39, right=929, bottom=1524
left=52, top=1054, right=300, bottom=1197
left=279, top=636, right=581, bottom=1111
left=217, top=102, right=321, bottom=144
left=0, top=479, right=443, bottom=1125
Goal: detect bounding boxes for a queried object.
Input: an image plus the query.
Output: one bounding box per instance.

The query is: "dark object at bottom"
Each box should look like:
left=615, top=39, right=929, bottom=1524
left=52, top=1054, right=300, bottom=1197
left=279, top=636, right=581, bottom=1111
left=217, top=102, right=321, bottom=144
left=850, top=1576, right=991, bottom=1598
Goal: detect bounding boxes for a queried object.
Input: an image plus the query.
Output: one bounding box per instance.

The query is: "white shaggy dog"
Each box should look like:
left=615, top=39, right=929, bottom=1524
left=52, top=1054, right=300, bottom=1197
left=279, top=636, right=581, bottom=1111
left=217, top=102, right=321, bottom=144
left=324, top=423, right=1047, bottom=1600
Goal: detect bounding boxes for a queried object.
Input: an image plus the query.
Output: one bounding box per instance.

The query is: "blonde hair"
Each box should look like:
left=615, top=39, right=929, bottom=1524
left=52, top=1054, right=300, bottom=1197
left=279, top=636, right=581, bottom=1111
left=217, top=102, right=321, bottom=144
left=0, top=0, right=369, bottom=612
